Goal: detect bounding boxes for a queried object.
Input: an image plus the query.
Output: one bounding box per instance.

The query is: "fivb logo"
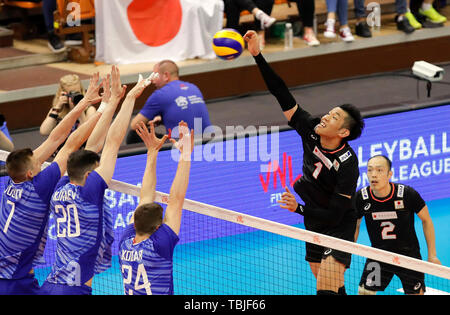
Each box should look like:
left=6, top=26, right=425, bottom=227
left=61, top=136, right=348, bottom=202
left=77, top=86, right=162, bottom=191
left=66, top=2, right=82, bottom=27
left=366, top=2, right=381, bottom=27
left=169, top=118, right=280, bottom=172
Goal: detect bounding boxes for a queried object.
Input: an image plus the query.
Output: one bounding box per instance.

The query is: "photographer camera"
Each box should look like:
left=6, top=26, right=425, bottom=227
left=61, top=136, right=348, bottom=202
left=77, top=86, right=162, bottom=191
left=40, top=74, right=97, bottom=137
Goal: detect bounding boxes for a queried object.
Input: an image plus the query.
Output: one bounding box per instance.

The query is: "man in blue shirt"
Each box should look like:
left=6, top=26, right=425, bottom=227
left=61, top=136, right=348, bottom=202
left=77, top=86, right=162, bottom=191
left=119, top=120, right=193, bottom=295
left=128, top=60, right=211, bottom=142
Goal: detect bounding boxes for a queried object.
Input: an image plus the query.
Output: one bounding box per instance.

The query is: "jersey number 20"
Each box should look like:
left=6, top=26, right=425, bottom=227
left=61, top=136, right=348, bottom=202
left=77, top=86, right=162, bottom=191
left=55, top=204, right=81, bottom=238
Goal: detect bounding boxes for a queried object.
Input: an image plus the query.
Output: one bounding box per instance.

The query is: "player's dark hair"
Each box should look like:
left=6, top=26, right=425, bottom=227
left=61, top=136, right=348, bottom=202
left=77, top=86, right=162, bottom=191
left=6, top=148, right=34, bottom=182
left=339, top=104, right=364, bottom=141
left=67, top=149, right=100, bottom=182
left=368, top=155, right=392, bottom=170
left=134, top=203, right=164, bottom=236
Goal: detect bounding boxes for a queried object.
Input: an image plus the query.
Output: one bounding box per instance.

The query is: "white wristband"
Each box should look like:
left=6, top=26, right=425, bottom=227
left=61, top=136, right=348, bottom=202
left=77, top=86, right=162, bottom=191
left=97, top=101, right=108, bottom=113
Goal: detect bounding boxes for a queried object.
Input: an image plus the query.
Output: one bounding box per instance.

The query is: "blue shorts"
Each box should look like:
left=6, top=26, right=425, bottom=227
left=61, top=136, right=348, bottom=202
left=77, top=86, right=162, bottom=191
left=0, top=273, right=41, bottom=295
left=40, top=281, right=92, bottom=295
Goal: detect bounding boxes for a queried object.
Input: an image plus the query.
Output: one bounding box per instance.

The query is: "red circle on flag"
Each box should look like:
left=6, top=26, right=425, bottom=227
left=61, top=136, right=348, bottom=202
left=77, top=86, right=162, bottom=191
left=127, top=0, right=183, bottom=47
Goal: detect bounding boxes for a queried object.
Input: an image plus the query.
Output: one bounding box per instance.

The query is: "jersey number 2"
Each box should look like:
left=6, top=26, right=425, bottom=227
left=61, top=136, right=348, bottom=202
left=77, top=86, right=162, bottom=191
left=380, top=221, right=396, bottom=240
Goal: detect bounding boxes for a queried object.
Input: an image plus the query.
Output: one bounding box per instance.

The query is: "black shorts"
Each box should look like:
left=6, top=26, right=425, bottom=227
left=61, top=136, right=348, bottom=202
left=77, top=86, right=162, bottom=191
left=359, top=258, right=426, bottom=294
left=303, top=213, right=356, bottom=269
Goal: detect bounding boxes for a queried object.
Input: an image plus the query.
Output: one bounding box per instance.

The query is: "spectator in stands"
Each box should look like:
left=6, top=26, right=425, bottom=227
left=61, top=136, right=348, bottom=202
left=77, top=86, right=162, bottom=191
left=42, top=0, right=66, bottom=52
left=291, top=0, right=320, bottom=46
left=40, top=74, right=97, bottom=157
left=324, top=0, right=355, bottom=42
left=40, top=74, right=96, bottom=137
left=0, top=114, right=14, bottom=152
left=408, top=0, right=447, bottom=29
left=223, top=0, right=276, bottom=49
left=354, top=0, right=372, bottom=38
left=128, top=60, right=211, bottom=144
left=394, top=0, right=417, bottom=33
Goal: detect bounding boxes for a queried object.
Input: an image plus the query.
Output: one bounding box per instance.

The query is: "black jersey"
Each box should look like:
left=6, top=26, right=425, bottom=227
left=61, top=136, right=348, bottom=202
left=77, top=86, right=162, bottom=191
left=355, top=183, right=426, bottom=255
left=288, top=107, right=359, bottom=211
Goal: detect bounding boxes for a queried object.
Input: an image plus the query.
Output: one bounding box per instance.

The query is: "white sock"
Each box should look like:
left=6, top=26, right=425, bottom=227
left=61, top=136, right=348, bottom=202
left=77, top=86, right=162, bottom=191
left=421, top=3, right=432, bottom=11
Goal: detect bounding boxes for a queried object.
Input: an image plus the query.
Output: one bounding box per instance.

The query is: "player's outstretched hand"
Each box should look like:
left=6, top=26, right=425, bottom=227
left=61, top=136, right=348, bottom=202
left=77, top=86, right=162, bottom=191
left=170, top=121, right=194, bottom=161
left=110, top=65, right=127, bottom=100
left=428, top=256, right=442, bottom=265
left=83, top=72, right=103, bottom=105
left=278, top=186, right=299, bottom=212
left=101, top=74, right=111, bottom=104
left=127, top=72, right=159, bottom=100
left=136, top=121, right=168, bottom=153
left=243, top=30, right=261, bottom=57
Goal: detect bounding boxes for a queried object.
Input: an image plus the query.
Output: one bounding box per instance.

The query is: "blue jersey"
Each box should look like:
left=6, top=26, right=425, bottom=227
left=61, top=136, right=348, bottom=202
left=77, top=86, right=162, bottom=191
left=139, top=80, right=211, bottom=137
left=0, top=162, right=61, bottom=279
left=119, top=223, right=179, bottom=295
left=45, top=171, right=108, bottom=286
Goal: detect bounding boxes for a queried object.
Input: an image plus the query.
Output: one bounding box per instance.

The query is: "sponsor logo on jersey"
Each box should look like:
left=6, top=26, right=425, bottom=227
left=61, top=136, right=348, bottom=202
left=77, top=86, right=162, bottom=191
left=397, top=184, right=405, bottom=198
left=372, top=211, right=398, bottom=220
left=310, top=133, right=318, bottom=141
left=394, top=200, right=404, bottom=210
left=364, top=203, right=371, bottom=210
left=175, top=96, right=189, bottom=109
left=339, top=150, right=352, bottom=162
left=333, top=159, right=340, bottom=171
left=361, top=187, right=369, bottom=200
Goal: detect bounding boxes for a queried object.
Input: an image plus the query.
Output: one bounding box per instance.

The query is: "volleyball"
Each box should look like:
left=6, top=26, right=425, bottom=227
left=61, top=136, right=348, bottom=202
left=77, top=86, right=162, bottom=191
left=212, top=28, right=245, bottom=60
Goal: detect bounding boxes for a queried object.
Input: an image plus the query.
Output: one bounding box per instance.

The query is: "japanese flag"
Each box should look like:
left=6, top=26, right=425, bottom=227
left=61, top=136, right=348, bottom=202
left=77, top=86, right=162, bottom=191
left=95, top=0, right=224, bottom=64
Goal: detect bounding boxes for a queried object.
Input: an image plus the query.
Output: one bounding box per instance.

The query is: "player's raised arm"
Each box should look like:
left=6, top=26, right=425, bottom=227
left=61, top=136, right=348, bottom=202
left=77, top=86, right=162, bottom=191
left=52, top=110, right=101, bottom=176
left=33, top=73, right=102, bottom=163
left=163, top=121, right=194, bottom=236
left=243, top=30, right=298, bottom=122
left=85, top=67, right=127, bottom=153
left=95, top=71, right=156, bottom=185
left=137, top=121, right=168, bottom=205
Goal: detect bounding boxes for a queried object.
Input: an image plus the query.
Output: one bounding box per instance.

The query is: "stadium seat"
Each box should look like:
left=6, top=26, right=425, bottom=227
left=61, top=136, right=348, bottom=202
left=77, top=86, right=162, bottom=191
left=54, top=0, right=95, bottom=63
left=2, top=0, right=42, bottom=10
left=0, top=0, right=43, bottom=40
